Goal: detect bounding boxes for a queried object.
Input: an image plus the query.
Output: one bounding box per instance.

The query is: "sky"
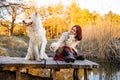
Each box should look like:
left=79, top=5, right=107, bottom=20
left=34, top=0, right=120, bottom=16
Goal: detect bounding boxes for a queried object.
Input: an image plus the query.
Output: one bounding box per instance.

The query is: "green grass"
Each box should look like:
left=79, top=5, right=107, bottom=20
left=0, top=35, right=55, bottom=57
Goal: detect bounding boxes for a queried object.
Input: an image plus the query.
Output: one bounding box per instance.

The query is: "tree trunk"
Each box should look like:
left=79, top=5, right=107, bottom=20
left=8, top=7, right=16, bottom=36
left=8, top=20, right=15, bottom=36
left=8, top=28, right=13, bottom=36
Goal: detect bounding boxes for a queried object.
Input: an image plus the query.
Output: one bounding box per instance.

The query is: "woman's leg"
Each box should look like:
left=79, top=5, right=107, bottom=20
left=63, top=49, right=75, bottom=62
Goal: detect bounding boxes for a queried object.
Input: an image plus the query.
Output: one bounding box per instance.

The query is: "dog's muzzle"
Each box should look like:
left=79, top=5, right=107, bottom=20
left=22, top=20, right=33, bottom=26
left=22, top=20, right=25, bottom=23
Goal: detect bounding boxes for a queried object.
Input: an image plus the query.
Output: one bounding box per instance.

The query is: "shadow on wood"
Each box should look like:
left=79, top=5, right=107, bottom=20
left=0, top=70, right=53, bottom=80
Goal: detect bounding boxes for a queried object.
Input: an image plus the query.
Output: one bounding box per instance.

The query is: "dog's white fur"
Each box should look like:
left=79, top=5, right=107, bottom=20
left=23, top=12, right=48, bottom=60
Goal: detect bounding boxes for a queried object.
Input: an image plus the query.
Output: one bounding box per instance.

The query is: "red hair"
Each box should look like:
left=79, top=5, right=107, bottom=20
left=72, top=25, right=82, bottom=41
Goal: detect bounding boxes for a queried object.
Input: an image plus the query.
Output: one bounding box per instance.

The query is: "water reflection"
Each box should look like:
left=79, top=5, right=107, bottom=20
left=28, top=62, right=120, bottom=80
left=87, top=62, right=120, bottom=80
left=55, top=62, right=120, bottom=80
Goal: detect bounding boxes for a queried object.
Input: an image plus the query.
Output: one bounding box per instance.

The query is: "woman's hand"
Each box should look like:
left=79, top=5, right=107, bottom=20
left=50, top=46, right=55, bottom=50
left=50, top=42, right=57, bottom=52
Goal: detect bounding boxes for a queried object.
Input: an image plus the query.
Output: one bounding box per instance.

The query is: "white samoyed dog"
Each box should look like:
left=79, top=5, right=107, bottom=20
left=23, top=12, right=48, bottom=61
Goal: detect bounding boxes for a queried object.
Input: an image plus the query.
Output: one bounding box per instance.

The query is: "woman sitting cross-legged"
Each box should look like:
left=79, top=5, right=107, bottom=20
left=50, top=25, right=85, bottom=63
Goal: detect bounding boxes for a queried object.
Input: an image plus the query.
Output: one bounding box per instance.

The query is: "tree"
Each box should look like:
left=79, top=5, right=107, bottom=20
left=0, top=0, right=29, bottom=36
left=65, top=2, right=83, bottom=27
left=43, top=2, right=68, bottom=39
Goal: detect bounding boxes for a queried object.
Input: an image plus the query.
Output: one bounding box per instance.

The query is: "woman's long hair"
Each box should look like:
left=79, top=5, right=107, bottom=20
left=72, top=25, right=82, bottom=41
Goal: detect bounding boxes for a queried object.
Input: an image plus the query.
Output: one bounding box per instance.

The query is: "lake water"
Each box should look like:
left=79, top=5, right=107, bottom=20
left=80, top=62, right=120, bottom=80
left=53, top=62, right=120, bottom=80
left=1, top=62, right=120, bottom=80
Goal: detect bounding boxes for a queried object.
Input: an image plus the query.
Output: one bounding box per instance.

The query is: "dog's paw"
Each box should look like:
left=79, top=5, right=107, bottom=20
left=25, top=57, right=30, bottom=60
left=43, top=53, right=48, bottom=59
left=36, top=59, right=43, bottom=62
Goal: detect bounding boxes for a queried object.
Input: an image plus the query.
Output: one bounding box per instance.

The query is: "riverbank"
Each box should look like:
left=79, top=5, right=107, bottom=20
left=0, top=35, right=120, bottom=62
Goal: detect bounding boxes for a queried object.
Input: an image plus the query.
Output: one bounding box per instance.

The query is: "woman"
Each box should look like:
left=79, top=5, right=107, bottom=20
left=50, top=25, right=83, bottom=62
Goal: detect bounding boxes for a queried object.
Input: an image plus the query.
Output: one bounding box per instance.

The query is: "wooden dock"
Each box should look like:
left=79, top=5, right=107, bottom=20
left=0, top=56, right=99, bottom=80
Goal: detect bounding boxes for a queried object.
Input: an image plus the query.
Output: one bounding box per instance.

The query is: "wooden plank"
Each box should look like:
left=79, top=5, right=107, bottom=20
left=45, top=58, right=58, bottom=68
left=56, top=60, right=99, bottom=68
left=0, top=56, right=99, bottom=80
left=56, top=61, right=73, bottom=68
left=72, top=59, right=99, bottom=68
left=0, top=56, right=45, bottom=68
left=0, top=56, right=99, bottom=69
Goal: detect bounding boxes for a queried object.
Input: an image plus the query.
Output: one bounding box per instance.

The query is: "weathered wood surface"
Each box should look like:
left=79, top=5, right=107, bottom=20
left=0, top=56, right=99, bottom=80
left=0, top=56, right=99, bottom=69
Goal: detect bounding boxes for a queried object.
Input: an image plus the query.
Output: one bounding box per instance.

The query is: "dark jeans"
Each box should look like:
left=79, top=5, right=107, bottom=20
left=64, top=49, right=85, bottom=60
left=63, top=49, right=75, bottom=62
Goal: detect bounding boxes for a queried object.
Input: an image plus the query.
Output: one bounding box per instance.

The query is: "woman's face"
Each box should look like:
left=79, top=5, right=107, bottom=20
left=71, top=27, right=77, bottom=35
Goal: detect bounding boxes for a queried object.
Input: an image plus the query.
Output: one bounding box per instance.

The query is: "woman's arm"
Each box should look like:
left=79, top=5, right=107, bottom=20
left=66, top=34, right=80, bottom=51
left=66, top=34, right=75, bottom=45
left=50, top=32, right=67, bottom=52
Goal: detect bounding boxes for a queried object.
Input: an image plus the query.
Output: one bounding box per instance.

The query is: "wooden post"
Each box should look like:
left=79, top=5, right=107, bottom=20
left=50, top=68, right=52, bottom=78
left=73, top=68, right=80, bottom=80
left=51, top=69, right=57, bottom=80
left=16, top=69, right=21, bottom=80
left=84, top=68, right=89, bottom=80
